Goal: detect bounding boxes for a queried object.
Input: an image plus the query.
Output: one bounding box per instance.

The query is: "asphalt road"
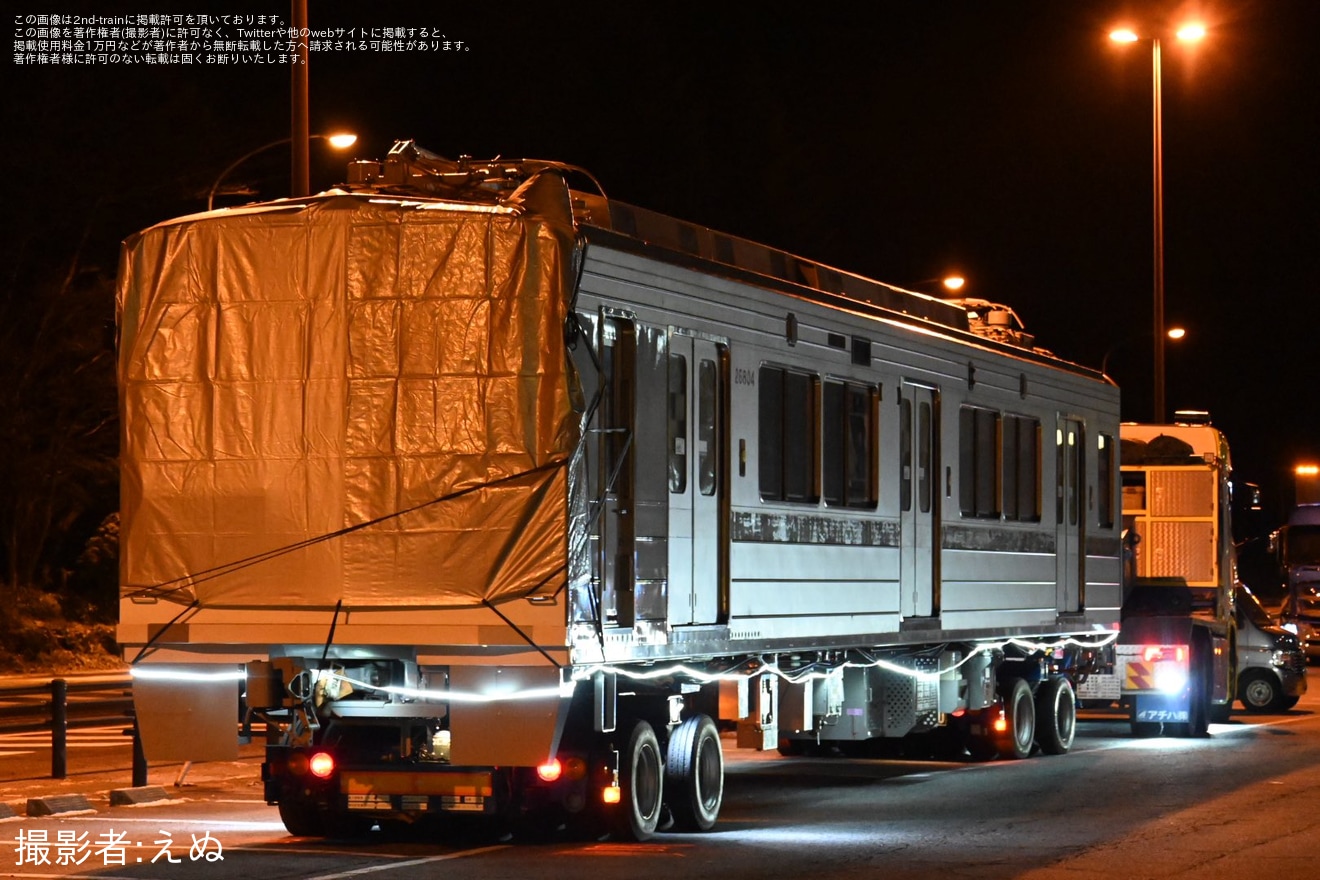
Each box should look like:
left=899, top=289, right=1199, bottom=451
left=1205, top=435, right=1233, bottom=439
left=3, top=692, right=1319, bottom=879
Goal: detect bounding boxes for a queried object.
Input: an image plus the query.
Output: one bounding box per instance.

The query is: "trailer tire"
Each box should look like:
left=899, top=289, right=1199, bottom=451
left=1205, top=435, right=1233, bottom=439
left=1034, top=676, right=1076, bottom=755
left=612, top=720, right=665, bottom=841
left=277, top=796, right=369, bottom=839
left=999, top=678, right=1036, bottom=759
left=665, top=714, right=724, bottom=832
left=277, top=798, right=325, bottom=837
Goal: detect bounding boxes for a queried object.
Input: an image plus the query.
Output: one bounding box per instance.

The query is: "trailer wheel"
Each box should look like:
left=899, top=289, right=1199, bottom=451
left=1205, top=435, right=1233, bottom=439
left=665, top=714, right=724, bottom=832
left=1034, top=676, right=1076, bottom=755
left=277, top=796, right=369, bottom=839
left=999, top=678, right=1036, bottom=759
left=612, top=720, right=665, bottom=841
left=277, top=798, right=325, bottom=837
left=1239, top=670, right=1285, bottom=713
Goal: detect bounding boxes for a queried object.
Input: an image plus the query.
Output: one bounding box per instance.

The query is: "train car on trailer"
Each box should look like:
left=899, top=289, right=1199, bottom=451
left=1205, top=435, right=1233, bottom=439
left=117, top=141, right=1122, bottom=841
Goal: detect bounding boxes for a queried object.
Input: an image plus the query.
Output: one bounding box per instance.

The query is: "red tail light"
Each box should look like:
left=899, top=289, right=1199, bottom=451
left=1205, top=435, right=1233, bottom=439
left=308, top=752, right=336, bottom=779
left=536, top=758, right=563, bottom=782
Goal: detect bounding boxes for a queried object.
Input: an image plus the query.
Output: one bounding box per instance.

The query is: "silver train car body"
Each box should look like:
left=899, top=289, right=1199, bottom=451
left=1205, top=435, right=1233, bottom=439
left=568, top=220, right=1122, bottom=663
left=117, top=142, right=1122, bottom=838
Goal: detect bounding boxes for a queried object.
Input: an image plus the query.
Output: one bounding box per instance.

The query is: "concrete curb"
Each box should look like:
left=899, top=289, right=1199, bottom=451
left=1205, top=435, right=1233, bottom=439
left=109, top=785, right=171, bottom=806
left=26, top=793, right=96, bottom=817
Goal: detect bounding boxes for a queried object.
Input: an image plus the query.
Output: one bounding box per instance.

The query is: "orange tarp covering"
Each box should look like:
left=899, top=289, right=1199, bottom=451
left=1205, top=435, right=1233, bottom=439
left=116, top=192, right=578, bottom=609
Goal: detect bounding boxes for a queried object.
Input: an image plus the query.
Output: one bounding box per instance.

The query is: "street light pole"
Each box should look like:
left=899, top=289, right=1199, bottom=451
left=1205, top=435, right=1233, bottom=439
left=1111, top=24, right=1204, bottom=423
left=1151, top=36, right=1166, bottom=423
left=206, top=132, right=357, bottom=210
left=291, top=0, right=310, bottom=197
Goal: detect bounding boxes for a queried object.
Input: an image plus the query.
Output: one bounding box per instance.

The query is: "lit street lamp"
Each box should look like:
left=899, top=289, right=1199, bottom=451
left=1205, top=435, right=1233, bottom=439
left=1101, top=326, right=1187, bottom=378
left=907, top=275, right=967, bottom=295
left=1109, top=23, right=1206, bottom=422
left=207, top=132, right=358, bottom=211
left=1296, top=464, right=1320, bottom=505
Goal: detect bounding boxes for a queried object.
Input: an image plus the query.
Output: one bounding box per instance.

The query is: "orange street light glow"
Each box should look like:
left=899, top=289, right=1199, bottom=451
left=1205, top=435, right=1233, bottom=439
left=1297, top=465, right=1320, bottom=477
left=1177, top=24, right=1207, bottom=41
left=1167, top=327, right=1186, bottom=340
left=943, top=276, right=966, bottom=292
left=1109, top=28, right=1139, bottom=42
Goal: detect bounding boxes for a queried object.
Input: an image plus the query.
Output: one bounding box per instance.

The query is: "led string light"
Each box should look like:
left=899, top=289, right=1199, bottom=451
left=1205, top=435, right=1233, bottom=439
left=303, top=671, right=572, bottom=704
left=130, top=667, right=247, bottom=683
left=146, top=631, right=1117, bottom=707
left=575, top=632, right=1120, bottom=687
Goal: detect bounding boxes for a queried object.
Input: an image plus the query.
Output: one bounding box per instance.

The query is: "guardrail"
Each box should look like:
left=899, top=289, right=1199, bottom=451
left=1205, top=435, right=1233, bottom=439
left=0, top=675, right=142, bottom=780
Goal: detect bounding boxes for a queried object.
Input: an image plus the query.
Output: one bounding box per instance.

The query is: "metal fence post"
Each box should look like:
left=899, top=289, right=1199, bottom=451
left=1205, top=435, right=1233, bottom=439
left=50, top=678, right=67, bottom=779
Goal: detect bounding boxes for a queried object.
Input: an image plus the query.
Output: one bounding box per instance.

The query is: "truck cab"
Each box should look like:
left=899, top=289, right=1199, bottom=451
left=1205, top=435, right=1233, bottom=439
left=1112, top=418, right=1238, bottom=734
left=1234, top=584, right=1306, bottom=712
left=1274, top=503, right=1320, bottom=660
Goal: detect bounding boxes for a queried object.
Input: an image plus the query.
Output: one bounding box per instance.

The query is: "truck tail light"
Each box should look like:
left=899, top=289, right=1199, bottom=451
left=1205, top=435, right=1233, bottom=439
left=308, top=752, right=336, bottom=779
left=536, top=758, right=563, bottom=783
left=1143, top=646, right=1187, bottom=663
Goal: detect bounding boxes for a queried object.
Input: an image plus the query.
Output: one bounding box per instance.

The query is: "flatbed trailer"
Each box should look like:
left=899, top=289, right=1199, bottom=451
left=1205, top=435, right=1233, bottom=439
left=118, top=142, right=1123, bottom=840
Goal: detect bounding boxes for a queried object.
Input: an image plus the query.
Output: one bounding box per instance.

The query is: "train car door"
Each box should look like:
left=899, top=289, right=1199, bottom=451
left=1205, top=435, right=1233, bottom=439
left=1056, top=417, right=1085, bottom=613
left=599, top=315, right=636, bottom=627
left=900, top=383, right=940, bottom=619
left=667, top=333, right=728, bottom=625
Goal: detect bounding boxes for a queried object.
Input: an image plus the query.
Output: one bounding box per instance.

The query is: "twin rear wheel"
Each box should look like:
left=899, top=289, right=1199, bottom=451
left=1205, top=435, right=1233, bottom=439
left=612, top=713, right=725, bottom=841
left=665, top=714, right=724, bottom=831
left=995, top=675, right=1077, bottom=760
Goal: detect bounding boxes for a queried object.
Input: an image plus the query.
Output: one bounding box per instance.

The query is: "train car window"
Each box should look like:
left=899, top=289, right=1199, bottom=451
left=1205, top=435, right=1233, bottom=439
left=603, top=317, right=636, bottom=503
left=758, top=365, right=819, bottom=504
left=698, top=358, right=718, bottom=496
left=959, top=406, right=1000, bottom=519
left=759, top=368, right=785, bottom=499
left=1098, top=432, right=1116, bottom=528
left=1056, top=426, right=1081, bottom=527
left=900, top=398, right=912, bottom=512
left=668, top=354, right=687, bottom=494
left=919, top=401, right=933, bottom=514
left=824, top=381, right=878, bottom=509
left=1002, top=415, right=1041, bottom=522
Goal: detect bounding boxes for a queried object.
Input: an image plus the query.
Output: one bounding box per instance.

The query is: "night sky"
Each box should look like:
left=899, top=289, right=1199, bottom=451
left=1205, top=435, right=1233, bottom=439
left=6, top=0, right=1317, bottom=522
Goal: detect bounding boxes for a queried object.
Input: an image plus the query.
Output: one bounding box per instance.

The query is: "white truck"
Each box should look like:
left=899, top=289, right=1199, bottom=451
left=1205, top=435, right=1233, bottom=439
left=118, top=142, right=1124, bottom=840
left=1083, top=418, right=1239, bottom=734
left=1273, top=503, right=1320, bottom=660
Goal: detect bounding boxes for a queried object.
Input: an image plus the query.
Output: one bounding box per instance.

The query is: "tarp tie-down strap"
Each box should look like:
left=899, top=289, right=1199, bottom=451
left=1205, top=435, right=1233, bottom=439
left=128, top=599, right=201, bottom=665
left=482, top=598, right=563, bottom=670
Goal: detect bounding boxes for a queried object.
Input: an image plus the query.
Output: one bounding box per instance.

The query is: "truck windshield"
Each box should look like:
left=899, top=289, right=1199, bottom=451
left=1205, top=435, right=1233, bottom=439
left=1237, top=588, right=1276, bottom=629
left=1284, top=526, right=1320, bottom=566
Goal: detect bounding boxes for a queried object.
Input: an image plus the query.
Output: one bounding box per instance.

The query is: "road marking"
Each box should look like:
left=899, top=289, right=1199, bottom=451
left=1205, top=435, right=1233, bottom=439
left=302, top=845, right=510, bottom=878
left=0, top=725, right=131, bottom=755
